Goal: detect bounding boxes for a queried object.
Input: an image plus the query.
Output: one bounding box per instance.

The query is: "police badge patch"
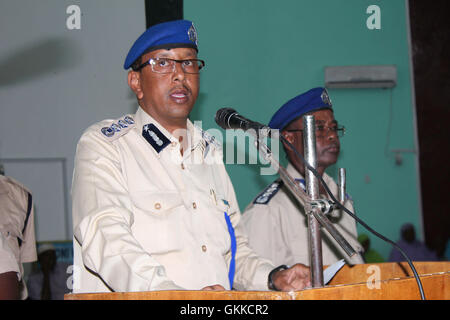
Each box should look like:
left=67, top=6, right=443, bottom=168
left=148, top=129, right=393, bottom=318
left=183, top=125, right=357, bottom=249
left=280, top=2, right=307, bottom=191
left=188, top=23, right=198, bottom=46
left=321, top=89, right=332, bottom=106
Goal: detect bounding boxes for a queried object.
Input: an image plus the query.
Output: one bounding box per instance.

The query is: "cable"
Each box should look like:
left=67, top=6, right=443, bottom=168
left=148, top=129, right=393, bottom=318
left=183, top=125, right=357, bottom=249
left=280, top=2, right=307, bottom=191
left=280, top=135, right=426, bottom=300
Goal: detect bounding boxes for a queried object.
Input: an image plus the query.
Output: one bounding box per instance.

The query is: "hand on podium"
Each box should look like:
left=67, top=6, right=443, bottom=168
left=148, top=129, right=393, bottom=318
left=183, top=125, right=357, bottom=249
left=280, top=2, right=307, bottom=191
left=201, top=284, right=226, bottom=291
left=270, top=264, right=311, bottom=292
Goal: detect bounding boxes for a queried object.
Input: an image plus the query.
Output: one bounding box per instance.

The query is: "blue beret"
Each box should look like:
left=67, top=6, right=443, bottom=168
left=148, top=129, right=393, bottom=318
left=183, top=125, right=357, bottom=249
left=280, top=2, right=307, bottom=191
left=268, top=87, right=333, bottom=130
left=124, top=20, right=198, bottom=70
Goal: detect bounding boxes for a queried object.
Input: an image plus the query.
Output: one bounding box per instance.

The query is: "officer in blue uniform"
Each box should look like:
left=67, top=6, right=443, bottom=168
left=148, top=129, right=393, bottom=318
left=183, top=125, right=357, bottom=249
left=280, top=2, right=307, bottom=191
left=242, top=88, right=364, bottom=267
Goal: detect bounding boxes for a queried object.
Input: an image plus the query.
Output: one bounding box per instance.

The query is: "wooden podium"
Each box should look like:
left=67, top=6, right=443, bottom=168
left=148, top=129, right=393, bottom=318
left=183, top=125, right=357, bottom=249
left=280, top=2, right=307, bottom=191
left=64, top=261, right=449, bottom=300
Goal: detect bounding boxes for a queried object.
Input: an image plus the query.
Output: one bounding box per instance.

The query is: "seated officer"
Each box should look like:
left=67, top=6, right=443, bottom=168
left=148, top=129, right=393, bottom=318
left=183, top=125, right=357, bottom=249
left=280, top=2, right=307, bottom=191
left=0, top=166, right=37, bottom=299
left=71, top=20, right=310, bottom=294
left=242, top=88, right=364, bottom=267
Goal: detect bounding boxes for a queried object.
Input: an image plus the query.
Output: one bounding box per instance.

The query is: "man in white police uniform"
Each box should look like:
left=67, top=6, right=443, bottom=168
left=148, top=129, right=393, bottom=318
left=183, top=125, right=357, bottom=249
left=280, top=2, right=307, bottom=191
left=0, top=165, right=37, bottom=299
left=71, top=20, right=310, bottom=294
left=242, top=88, right=364, bottom=267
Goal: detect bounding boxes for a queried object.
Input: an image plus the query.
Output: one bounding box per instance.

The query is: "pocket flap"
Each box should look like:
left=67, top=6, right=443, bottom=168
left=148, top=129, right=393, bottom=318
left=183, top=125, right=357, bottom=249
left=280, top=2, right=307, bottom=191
left=130, top=191, right=183, bottom=213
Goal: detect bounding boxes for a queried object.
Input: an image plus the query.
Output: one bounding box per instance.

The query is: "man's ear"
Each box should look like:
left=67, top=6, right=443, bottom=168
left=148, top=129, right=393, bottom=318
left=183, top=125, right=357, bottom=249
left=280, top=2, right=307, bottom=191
left=128, top=70, right=144, bottom=100
left=281, top=130, right=295, bottom=145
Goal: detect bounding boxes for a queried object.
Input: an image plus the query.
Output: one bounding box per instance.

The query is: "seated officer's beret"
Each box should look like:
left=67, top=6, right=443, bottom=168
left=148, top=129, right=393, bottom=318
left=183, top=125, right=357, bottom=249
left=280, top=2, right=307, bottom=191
left=124, top=19, right=198, bottom=70
left=268, top=87, right=333, bottom=130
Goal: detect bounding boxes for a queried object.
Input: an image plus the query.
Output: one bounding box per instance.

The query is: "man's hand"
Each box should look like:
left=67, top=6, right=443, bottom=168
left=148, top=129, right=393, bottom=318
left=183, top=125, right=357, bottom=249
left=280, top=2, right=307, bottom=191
left=201, top=284, right=225, bottom=291
left=0, top=272, right=20, bottom=300
left=271, top=263, right=311, bottom=291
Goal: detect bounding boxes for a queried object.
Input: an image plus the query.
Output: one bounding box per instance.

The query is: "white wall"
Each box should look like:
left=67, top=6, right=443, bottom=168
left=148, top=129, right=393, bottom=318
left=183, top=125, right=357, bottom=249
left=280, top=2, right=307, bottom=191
left=0, top=0, right=145, bottom=241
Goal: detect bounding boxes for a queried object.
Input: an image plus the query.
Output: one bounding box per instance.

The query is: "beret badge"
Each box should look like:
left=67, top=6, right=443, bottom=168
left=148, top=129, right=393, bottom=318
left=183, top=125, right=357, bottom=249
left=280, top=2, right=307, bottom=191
left=321, top=89, right=332, bottom=106
left=188, top=23, right=198, bottom=46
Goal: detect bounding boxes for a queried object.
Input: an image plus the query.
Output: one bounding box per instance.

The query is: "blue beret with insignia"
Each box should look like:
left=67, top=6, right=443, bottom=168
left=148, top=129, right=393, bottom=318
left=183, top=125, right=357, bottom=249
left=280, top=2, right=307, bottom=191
left=268, top=87, right=333, bottom=130
left=124, top=19, right=199, bottom=70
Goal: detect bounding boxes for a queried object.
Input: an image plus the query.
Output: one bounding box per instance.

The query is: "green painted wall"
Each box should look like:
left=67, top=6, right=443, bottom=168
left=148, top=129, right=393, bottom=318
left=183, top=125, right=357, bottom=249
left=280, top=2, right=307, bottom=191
left=185, top=0, right=421, bottom=260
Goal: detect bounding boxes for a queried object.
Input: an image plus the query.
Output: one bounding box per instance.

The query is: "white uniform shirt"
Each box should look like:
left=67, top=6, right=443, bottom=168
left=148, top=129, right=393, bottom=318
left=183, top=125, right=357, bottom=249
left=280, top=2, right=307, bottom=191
left=242, top=164, right=364, bottom=267
left=71, top=107, right=274, bottom=293
left=0, top=175, right=37, bottom=299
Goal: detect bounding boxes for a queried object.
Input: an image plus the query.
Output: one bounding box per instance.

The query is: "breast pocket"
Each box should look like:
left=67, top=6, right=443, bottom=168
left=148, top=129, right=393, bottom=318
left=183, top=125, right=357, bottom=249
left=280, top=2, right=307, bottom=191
left=129, top=191, right=185, bottom=254
left=204, top=198, right=234, bottom=254
left=131, top=191, right=183, bottom=215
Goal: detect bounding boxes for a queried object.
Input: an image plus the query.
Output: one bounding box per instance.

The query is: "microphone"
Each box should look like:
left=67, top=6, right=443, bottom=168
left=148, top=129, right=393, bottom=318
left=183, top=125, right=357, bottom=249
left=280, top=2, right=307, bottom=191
left=215, top=108, right=270, bottom=132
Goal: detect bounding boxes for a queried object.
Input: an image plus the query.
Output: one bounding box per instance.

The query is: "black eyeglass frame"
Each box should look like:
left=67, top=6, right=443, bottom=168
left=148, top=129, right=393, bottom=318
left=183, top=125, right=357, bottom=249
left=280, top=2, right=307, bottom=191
left=134, top=57, right=206, bottom=74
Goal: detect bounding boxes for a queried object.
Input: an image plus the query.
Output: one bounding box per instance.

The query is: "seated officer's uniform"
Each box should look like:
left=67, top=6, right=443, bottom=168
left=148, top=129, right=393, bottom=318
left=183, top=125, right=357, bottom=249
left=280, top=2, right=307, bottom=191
left=71, top=20, right=274, bottom=293
left=242, top=89, right=364, bottom=267
left=0, top=175, right=37, bottom=299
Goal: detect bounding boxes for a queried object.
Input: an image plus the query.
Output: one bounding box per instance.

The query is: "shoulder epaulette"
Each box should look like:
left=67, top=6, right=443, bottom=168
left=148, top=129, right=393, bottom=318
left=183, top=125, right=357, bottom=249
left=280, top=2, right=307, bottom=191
left=100, top=115, right=135, bottom=141
left=253, top=179, right=284, bottom=205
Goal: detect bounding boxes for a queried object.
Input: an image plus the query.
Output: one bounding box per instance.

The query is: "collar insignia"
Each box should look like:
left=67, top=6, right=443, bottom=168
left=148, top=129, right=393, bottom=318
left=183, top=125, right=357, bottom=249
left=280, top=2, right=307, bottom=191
left=142, top=124, right=171, bottom=153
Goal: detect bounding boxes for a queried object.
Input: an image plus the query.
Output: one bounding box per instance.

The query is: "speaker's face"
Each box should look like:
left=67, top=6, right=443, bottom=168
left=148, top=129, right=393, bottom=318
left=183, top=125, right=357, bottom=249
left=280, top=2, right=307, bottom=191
left=129, top=47, right=200, bottom=130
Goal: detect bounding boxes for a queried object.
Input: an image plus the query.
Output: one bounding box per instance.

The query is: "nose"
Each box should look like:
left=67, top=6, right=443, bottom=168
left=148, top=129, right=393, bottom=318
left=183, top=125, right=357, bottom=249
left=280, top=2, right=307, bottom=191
left=327, top=128, right=338, bottom=141
left=172, top=61, right=185, bottom=82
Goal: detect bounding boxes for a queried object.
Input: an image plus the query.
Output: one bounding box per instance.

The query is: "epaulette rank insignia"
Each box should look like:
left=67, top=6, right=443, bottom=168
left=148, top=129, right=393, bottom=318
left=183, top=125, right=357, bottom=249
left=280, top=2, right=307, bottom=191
left=253, top=179, right=283, bottom=205
left=101, top=116, right=135, bottom=140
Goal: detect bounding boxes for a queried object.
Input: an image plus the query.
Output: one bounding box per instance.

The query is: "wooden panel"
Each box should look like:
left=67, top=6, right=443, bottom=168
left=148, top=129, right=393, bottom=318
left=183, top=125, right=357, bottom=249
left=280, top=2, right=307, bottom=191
left=65, top=262, right=450, bottom=300
left=327, top=261, right=450, bottom=285
left=64, top=273, right=449, bottom=300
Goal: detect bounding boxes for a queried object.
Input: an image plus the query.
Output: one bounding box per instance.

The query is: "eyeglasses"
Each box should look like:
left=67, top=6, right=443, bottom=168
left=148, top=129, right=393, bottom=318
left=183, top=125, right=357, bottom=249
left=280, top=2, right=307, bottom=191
left=286, top=125, right=346, bottom=138
left=135, top=57, right=205, bottom=74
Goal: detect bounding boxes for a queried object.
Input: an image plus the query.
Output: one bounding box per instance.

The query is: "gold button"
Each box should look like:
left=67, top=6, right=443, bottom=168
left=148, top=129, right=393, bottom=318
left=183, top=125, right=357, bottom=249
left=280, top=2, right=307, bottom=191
left=181, top=163, right=185, bottom=170
left=202, top=245, right=207, bottom=252
left=154, top=203, right=161, bottom=210
left=192, top=202, right=197, bottom=209
left=171, top=141, right=177, bottom=147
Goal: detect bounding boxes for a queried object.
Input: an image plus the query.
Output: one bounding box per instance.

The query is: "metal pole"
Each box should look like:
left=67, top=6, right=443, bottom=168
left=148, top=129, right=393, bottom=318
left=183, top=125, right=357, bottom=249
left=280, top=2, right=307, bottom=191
left=338, top=168, right=346, bottom=205
left=303, top=115, right=324, bottom=288
left=333, top=168, right=346, bottom=219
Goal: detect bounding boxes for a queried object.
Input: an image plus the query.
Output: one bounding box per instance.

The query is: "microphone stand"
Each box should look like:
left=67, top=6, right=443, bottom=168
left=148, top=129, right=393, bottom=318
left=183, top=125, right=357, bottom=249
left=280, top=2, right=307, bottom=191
left=252, top=115, right=357, bottom=288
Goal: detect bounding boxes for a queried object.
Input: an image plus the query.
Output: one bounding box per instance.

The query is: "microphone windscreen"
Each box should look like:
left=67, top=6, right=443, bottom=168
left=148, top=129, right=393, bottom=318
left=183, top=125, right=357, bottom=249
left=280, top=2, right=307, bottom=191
left=215, top=108, right=237, bottom=129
